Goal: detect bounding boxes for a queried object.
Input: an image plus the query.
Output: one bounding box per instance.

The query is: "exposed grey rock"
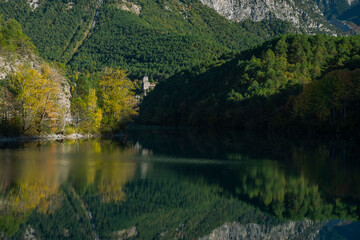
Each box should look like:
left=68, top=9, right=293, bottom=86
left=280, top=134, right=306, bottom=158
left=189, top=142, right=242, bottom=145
left=24, top=226, right=38, bottom=240
left=112, top=226, right=138, bottom=240
left=28, top=0, right=40, bottom=10
left=63, top=228, right=70, bottom=237
left=112, top=0, right=142, bottom=15
left=199, top=0, right=338, bottom=34
left=199, top=220, right=325, bottom=240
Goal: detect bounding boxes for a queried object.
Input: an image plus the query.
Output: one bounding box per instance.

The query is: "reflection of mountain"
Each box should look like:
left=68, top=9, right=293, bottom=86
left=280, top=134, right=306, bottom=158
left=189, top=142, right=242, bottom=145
left=82, top=176, right=360, bottom=239
left=83, top=178, right=273, bottom=239
left=201, top=220, right=324, bottom=240
left=126, top=129, right=360, bottom=220
left=201, top=220, right=360, bottom=240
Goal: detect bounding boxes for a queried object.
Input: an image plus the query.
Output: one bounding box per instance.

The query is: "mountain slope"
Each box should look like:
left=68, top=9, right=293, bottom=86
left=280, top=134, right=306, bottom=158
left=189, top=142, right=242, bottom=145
left=339, top=3, right=360, bottom=25
left=314, top=0, right=360, bottom=33
left=315, top=0, right=359, bottom=18
left=0, top=0, right=357, bottom=81
left=138, top=34, right=360, bottom=131
left=0, top=0, right=98, bottom=62
left=0, top=0, right=297, bottom=80
left=68, top=0, right=296, bottom=79
left=199, top=0, right=340, bottom=34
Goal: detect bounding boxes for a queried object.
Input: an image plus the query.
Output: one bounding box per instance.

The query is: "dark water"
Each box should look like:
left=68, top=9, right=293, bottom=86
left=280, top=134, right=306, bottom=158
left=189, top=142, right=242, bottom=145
left=0, top=128, right=360, bottom=239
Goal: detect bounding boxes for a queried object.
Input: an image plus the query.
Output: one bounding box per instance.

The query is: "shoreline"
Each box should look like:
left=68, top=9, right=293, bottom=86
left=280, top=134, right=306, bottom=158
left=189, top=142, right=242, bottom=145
left=0, top=133, right=99, bottom=142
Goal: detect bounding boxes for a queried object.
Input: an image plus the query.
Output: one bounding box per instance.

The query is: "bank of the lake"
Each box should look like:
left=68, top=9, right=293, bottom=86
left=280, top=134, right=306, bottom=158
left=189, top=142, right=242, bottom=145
left=0, top=133, right=99, bottom=142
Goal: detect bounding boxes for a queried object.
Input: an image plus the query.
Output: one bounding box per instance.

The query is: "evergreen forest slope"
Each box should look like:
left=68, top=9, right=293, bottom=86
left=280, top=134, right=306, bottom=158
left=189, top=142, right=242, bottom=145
left=69, top=0, right=296, bottom=80
left=0, top=0, right=296, bottom=80
left=1, top=0, right=359, bottom=81
left=0, top=0, right=98, bottom=62
left=139, top=34, right=360, bottom=132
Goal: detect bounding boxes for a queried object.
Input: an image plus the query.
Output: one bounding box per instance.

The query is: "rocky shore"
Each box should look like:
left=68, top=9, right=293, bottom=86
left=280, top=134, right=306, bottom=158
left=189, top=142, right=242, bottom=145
left=0, top=133, right=97, bottom=142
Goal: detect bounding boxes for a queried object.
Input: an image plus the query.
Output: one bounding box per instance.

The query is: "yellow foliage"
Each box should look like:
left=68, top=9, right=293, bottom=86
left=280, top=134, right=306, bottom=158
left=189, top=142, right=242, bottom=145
left=99, top=68, right=138, bottom=129
left=86, top=88, right=103, bottom=130
left=10, top=64, right=61, bottom=135
left=72, top=88, right=102, bottom=133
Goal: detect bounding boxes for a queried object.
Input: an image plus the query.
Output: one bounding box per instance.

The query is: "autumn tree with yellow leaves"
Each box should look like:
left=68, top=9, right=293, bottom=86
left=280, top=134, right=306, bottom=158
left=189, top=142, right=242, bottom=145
left=9, top=64, right=61, bottom=135
left=99, top=68, right=138, bottom=131
left=71, top=88, right=102, bottom=133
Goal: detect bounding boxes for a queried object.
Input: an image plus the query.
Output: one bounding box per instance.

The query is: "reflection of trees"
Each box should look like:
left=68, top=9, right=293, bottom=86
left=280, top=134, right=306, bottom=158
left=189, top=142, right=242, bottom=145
left=128, top=129, right=360, bottom=220
left=65, top=140, right=137, bottom=202
left=85, top=178, right=270, bottom=239
left=97, top=159, right=136, bottom=203
left=291, top=141, right=360, bottom=199
left=0, top=142, right=67, bottom=236
left=0, top=142, right=69, bottom=211
left=233, top=159, right=358, bottom=220
left=0, top=140, right=137, bottom=237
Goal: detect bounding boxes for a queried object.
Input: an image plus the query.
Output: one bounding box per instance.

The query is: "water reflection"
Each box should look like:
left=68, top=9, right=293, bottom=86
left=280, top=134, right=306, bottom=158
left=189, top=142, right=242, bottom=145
left=0, top=130, right=359, bottom=239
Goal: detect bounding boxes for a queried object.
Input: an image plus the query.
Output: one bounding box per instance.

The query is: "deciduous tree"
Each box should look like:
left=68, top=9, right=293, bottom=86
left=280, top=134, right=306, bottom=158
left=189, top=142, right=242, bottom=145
left=99, top=68, right=138, bottom=131
left=9, top=64, right=60, bottom=135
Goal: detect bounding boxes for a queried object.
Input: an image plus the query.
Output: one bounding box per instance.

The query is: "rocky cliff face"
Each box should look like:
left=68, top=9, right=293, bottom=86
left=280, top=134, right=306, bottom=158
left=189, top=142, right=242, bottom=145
left=199, top=0, right=339, bottom=34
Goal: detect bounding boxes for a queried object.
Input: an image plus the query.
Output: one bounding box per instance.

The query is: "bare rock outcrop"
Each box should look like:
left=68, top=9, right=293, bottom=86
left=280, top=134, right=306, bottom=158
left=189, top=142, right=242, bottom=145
left=200, top=220, right=324, bottom=240
left=199, top=0, right=338, bottom=34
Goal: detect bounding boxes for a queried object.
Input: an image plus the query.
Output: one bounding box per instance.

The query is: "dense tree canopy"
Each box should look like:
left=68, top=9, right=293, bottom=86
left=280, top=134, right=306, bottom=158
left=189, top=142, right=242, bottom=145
left=69, top=0, right=296, bottom=80
left=99, top=68, right=138, bottom=132
left=0, top=0, right=97, bottom=61
left=0, top=17, right=35, bottom=54
left=139, top=34, right=360, bottom=132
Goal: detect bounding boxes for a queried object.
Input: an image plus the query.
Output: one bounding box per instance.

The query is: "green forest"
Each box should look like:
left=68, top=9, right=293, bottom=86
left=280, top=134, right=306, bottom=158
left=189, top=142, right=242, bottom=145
left=0, top=0, right=98, bottom=62
left=139, top=34, right=360, bottom=133
left=69, top=0, right=296, bottom=80
left=0, top=0, right=296, bottom=80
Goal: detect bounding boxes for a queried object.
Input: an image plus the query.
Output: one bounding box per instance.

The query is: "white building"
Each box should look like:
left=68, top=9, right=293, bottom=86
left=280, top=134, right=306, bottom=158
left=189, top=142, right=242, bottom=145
left=143, top=75, right=156, bottom=96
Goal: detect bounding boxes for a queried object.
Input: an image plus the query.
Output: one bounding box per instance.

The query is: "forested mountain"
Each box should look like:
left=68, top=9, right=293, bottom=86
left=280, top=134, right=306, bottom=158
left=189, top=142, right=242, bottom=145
left=0, top=0, right=97, bottom=62
left=1, top=0, right=359, bottom=81
left=315, top=0, right=359, bottom=19
left=139, top=34, right=360, bottom=132
left=0, top=0, right=297, bottom=80
left=339, top=2, right=360, bottom=29
left=68, top=0, right=297, bottom=80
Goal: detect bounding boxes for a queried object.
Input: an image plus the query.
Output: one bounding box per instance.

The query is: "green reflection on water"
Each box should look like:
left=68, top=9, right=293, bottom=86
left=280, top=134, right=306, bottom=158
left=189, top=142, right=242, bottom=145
left=0, top=131, right=359, bottom=239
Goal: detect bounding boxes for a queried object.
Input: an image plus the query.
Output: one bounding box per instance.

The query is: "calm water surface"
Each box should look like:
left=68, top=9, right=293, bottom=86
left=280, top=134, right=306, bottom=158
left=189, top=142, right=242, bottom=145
left=0, top=129, right=360, bottom=239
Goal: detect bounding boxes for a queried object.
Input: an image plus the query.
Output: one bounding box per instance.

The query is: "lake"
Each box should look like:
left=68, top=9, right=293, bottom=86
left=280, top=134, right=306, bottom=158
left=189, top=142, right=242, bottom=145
left=0, top=128, right=360, bottom=239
